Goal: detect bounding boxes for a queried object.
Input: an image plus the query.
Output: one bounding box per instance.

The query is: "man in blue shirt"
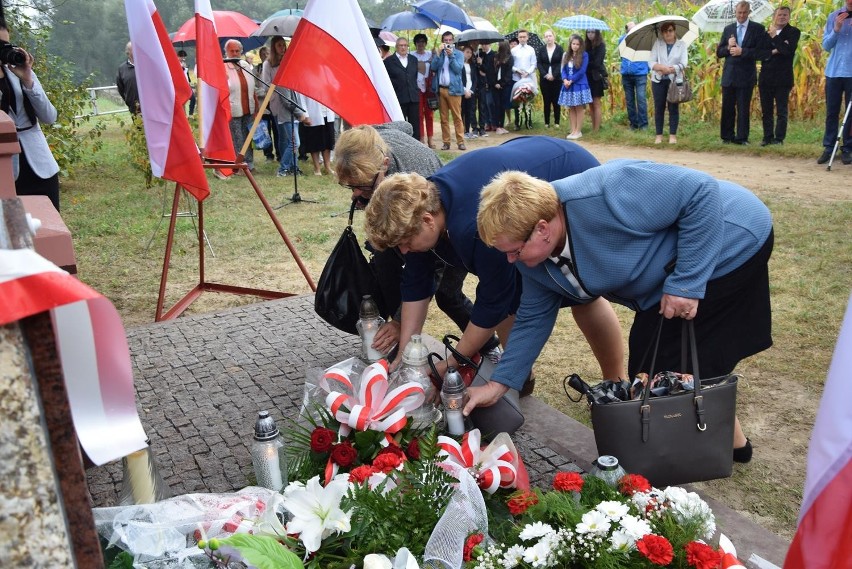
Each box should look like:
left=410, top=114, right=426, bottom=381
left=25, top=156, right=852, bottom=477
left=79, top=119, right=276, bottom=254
left=817, top=0, right=852, bottom=165
left=620, top=22, right=650, bottom=130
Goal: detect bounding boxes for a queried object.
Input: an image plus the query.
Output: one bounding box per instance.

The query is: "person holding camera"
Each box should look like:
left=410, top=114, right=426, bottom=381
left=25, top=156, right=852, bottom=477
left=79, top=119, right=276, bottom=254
left=816, top=0, right=852, bottom=165
left=0, top=22, right=61, bottom=211
left=474, top=160, right=774, bottom=463
left=430, top=31, right=466, bottom=151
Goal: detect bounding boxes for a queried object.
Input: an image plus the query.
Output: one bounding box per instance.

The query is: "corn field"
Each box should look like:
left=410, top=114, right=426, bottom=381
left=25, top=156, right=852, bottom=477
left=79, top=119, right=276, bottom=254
left=479, top=0, right=836, bottom=123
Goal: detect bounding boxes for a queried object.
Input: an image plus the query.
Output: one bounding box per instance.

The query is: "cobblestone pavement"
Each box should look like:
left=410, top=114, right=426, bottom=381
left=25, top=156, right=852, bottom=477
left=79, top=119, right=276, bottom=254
left=87, top=296, right=579, bottom=507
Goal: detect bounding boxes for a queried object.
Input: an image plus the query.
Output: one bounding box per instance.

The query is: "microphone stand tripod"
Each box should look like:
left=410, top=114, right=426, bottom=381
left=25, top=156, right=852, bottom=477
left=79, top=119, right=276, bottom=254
left=226, top=59, right=316, bottom=206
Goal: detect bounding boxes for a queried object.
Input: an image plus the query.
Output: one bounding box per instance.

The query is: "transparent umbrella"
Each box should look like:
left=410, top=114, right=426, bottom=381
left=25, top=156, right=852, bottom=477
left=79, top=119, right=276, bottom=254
left=692, top=0, right=775, bottom=32
left=618, top=15, right=700, bottom=62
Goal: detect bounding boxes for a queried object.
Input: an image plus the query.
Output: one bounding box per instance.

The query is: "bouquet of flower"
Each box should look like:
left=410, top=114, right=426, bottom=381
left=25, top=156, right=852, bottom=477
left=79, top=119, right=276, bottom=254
left=511, top=82, right=537, bottom=108
left=466, top=472, right=743, bottom=569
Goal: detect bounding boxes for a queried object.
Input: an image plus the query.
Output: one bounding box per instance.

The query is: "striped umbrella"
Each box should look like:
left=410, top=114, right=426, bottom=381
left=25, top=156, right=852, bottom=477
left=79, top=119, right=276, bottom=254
left=553, top=15, right=610, bottom=31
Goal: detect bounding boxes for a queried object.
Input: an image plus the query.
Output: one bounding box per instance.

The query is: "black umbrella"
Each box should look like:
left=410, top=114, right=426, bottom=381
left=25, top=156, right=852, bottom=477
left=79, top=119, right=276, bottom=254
left=504, top=29, right=544, bottom=51
left=456, top=28, right=504, bottom=45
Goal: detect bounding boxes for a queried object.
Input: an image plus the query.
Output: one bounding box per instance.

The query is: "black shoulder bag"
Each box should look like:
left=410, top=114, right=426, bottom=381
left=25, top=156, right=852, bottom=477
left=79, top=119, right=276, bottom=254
left=591, top=319, right=738, bottom=487
left=314, top=201, right=386, bottom=335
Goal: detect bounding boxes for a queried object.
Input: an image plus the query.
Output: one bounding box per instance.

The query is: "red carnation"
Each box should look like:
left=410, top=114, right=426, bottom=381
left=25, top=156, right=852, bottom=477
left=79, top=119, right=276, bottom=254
left=619, top=473, right=652, bottom=496
left=553, top=471, right=584, bottom=492
left=506, top=490, right=538, bottom=516
left=463, top=533, right=484, bottom=562
left=330, top=440, right=357, bottom=468
left=637, top=534, right=674, bottom=565
left=406, top=438, right=421, bottom=460
left=348, top=465, right=376, bottom=484
left=376, top=444, right=406, bottom=460
left=685, top=541, right=722, bottom=569
left=372, top=452, right=404, bottom=473
left=309, top=427, right=336, bottom=453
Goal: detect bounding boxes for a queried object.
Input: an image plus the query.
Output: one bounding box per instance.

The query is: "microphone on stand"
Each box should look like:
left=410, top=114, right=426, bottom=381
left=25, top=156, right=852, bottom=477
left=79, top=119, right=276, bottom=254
left=222, top=58, right=243, bottom=63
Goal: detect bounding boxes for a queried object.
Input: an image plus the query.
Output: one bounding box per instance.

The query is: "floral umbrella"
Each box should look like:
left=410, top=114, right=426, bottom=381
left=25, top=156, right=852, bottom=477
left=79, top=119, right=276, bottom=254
left=503, top=29, right=544, bottom=51
left=618, top=15, right=701, bottom=62
left=553, top=15, right=611, bottom=32
left=692, top=0, right=775, bottom=32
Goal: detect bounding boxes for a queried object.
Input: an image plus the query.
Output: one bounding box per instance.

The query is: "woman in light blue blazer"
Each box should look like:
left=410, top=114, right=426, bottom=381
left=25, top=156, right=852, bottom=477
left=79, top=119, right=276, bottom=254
left=649, top=22, right=689, bottom=145
left=0, top=23, right=60, bottom=210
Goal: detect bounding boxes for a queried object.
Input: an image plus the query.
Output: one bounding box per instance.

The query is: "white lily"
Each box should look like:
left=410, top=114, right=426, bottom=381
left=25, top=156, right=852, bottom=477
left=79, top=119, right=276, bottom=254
left=283, top=475, right=352, bottom=554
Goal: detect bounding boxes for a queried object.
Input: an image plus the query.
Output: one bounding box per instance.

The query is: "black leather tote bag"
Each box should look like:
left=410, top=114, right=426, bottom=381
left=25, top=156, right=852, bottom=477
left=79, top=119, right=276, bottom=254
left=314, top=201, right=385, bottom=335
left=591, top=319, right=737, bottom=487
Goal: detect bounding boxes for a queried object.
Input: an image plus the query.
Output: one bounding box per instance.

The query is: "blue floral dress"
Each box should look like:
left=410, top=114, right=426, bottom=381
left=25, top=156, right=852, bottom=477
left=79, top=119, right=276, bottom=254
left=558, top=52, right=592, bottom=107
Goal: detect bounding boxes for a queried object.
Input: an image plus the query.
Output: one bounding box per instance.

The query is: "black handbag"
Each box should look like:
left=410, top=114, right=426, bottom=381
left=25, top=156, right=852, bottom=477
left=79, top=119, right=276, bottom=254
left=591, top=319, right=737, bottom=487
left=314, top=201, right=386, bottom=335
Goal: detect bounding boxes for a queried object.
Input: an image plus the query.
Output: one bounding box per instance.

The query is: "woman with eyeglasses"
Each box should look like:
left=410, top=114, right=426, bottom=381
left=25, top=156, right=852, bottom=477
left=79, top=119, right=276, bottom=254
left=475, top=160, right=773, bottom=463
left=363, top=136, right=624, bottom=389
left=649, top=22, right=689, bottom=144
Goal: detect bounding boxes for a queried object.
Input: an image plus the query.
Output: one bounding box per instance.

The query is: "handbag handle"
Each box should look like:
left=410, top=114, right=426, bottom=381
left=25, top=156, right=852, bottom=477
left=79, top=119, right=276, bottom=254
left=641, top=318, right=707, bottom=439
left=442, top=334, right=481, bottom=372
left=347, top=199, right=357, bottom=227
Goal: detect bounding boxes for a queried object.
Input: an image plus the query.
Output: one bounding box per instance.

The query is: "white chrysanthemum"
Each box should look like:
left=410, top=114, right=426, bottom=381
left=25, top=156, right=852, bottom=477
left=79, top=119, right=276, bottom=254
left=663, top=488, right=716, bottom=539
left=522, top=540, right=553, bottom=567
left=663, top=486, right=690, bottom=505
left=576, top=510, right=611, bottom=535
left=502, top=544, right=525, bottom=568
left=609, top=529, right=635, bottom=552
left=618, top=514, right=652, bottom=540
left=519, top=521, right=556, bottom=541
left=596, top=500, right=629, bottom=520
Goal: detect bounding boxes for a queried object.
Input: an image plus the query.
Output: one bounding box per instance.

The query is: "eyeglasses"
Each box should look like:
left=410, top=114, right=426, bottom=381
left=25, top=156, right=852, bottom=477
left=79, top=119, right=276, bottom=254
left=340, top=171, right=380, bottom=194
left=506, top=226, right=536, bottom=260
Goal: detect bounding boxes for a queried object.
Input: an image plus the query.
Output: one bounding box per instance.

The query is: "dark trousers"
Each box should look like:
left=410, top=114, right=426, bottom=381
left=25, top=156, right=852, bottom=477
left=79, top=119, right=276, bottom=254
left=476, top=88, right=493, bottom=129
left=720, top=84, right=754, bottom=142
left=758, top=84, right=791, bottom=143
left=399, top=101, right=421, bottom=141
left=16, top=148, right=60, bottom=211
left=822, top=76, right=852, bottom=151
left=622, top=73, right=648, bottom=129
left=652, top=79, right=679, bottom=135
left=462, top=95, right=476, bottom=134
left=540, top=78, right=561, bottom=126
left=493, top=86, right=508, bottom=128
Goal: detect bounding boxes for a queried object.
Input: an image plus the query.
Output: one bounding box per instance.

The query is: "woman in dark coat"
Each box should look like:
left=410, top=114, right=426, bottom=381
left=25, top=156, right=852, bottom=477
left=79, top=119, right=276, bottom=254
left=537, top=29, right=564, bottom=129
left=584, top=29, right=607, bottom=133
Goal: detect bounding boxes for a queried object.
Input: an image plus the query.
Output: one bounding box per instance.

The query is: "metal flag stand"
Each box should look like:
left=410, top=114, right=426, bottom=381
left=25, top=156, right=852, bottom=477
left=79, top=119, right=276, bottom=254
left=144, top=184, right=214, bottom=256
left=826, top=99, right=852, bottom=172
left=154, top=157, right=316, bottom=322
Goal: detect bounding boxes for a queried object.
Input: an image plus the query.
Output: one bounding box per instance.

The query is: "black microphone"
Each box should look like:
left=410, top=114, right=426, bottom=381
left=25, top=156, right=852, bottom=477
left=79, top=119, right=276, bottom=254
left=222, top=58, right=243, bottom=63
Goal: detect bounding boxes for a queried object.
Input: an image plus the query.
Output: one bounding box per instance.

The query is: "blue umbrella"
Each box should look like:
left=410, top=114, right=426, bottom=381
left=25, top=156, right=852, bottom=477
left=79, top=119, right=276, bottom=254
left=553, top=15, right=611, bottom=31
left=412, top=0, right=474, bottom=31
left=381, top=11, right=437, bottom=32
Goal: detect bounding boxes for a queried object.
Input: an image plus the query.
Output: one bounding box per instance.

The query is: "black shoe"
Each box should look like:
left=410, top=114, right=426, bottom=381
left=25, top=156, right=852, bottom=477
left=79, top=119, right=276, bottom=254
left=772, top=139, right=783, bottom=145
left=722, top=139, right=733, bottom=144
left=734, top=140, right=749, bottom=146
left=733, top=438, right=753, bottom=463
left=817, top=149, right=832, bottom=164
left=519, top=374, right=536, bottom=398
left=760, top=140, right=772, bottom=147
left=842, top=151, right=852, bottom=165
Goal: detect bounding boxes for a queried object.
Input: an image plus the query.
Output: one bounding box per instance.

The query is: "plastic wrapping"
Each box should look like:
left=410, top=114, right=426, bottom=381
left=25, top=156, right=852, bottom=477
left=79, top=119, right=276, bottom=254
left=301, top=357, right=367, bottom=423
left=94, top=487, right=280, bottom=568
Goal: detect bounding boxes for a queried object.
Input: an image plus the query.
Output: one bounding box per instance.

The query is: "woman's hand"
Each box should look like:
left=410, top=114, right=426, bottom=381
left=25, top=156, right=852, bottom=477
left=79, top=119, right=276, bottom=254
left=372, top=320, right=400, bottom=354
left=659, top=293, right=699, bottom=320
left=463, top=380, right=509, bottom=416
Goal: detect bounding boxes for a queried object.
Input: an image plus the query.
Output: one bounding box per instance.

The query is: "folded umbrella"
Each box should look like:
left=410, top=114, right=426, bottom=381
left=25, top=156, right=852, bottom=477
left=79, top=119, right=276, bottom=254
left=553, top=15, right=611, bottom=31
left=618, top=15, right=700, bottom=62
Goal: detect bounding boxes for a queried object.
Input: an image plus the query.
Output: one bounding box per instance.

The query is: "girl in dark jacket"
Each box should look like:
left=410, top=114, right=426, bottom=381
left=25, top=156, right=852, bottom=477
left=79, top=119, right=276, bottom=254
left=584, top=29, right=607, bottom=132
left=491, top=41, right=514, bottom=134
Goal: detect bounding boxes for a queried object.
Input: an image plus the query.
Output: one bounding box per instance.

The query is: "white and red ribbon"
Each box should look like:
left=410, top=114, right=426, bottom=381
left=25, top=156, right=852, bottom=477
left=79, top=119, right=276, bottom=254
left=437, top=429, right=519, bottom=494
left=718, top=534, right=745, bottom=569
left=323, top=360, right=425, bottom=437
left=0, top=248, right=148, bottom=465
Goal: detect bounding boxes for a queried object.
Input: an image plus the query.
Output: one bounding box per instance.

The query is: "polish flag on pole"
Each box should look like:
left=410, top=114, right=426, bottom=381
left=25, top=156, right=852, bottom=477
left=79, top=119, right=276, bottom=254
left=784, top=293, right=852, bottom=568
left=194, top=0, right=234, bottom=162
left=124, top=0, right=210, bottom=201
left=272, top=0, right=403, bottom=126
left=0, top=249, right=148, bottom=465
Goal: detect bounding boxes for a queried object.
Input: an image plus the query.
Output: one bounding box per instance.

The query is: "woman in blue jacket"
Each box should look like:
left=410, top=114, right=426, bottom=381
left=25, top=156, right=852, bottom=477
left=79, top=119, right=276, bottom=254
left=475, top=160, right=773, bottom=463
left=558, top=34, right=592, bottom=140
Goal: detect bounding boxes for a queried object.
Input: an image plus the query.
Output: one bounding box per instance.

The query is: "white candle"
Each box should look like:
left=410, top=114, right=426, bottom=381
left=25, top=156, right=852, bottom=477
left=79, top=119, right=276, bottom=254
left=446, top=409, right=465, bottom=436
left=264, top=444, right=283, bottom=491
left=362, top=321, right=383, bottom=362
left=126, top=449, right=156, bottom=504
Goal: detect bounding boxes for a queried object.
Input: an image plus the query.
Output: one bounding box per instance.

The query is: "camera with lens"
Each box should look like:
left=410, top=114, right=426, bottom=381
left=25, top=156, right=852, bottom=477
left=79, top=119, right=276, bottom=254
left=443, top=43, right=453, bottom=50
left=0, top=41, right=26, bottom=67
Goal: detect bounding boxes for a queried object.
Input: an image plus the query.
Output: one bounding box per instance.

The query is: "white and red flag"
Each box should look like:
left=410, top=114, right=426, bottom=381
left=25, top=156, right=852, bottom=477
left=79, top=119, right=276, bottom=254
left=124, top=0, right=210, bottom=201
left=194, top=0, right=234, bottom=162
left=0, top=249, right=148, bottom=465
left=785, top=293, right=852, bottom=567
left=272, top=0, right=403, bottom=126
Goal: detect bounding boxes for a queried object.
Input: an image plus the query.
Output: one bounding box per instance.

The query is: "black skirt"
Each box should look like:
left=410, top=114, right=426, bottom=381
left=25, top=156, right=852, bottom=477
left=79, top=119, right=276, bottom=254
left=628, top=229, right=774, bottom=379
left=300, top=118, right=335, bottom=153
left=588, top=78, right=605, bottom=98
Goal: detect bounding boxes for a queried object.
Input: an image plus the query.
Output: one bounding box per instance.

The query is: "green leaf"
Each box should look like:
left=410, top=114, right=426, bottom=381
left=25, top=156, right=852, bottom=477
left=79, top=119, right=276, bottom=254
left=220, top=534, right=304, bottom=569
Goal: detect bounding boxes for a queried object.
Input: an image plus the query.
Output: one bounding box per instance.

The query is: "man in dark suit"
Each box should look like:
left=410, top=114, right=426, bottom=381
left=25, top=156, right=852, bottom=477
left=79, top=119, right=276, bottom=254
left=384, top=37, right=421, bottom=141
left=716, top=1, right=772, bottom=144
left=759, top=6, right=801, bottom=145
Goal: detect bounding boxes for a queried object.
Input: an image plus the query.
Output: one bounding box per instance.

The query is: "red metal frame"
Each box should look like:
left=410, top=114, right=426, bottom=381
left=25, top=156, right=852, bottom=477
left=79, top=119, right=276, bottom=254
left=155, top=161, right=316, bottom=322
